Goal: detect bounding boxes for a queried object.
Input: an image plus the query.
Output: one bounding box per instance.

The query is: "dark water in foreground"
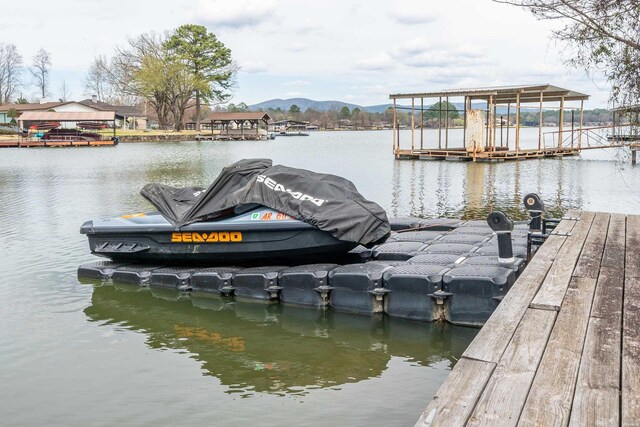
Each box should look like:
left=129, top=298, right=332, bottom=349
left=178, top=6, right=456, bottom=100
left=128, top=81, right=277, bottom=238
left=1, top=130, right=638, bottom=426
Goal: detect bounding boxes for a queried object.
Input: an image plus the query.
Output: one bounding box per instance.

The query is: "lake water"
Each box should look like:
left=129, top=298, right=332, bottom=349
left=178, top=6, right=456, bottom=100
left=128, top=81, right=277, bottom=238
left=1, top=130, right=638, bottom=426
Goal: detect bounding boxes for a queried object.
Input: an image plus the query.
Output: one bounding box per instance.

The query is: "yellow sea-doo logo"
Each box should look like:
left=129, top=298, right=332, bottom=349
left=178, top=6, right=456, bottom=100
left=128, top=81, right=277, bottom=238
left=171, top=231, right=242, bottom=243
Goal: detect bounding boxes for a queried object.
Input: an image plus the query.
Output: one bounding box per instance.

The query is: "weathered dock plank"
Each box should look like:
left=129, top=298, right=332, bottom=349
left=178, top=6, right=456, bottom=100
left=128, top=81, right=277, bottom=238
left=416, top=211, right=637, bottom=427
left=518, top=276, right=598, bottom=427
left=569, top=316, right=621, bottom=427
left=467, top=308, right=556, bottom=427
left=572, top=212, right=609, bottom=278
left=622, top=215, right=640, bottom=427
left=415, top=358, right=496, bottom=427
left=530, top=211, right=595, bottom=310
left=462, top=213, right=579, bottom=364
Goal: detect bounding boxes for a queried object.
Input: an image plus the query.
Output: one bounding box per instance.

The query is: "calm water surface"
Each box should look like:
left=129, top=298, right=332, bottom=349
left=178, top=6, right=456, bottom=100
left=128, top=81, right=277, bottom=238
left=1, top=130, right=638, bottom=426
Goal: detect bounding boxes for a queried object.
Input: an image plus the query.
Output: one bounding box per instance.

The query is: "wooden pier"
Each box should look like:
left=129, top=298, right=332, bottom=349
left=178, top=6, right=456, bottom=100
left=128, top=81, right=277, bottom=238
left=416, top=210, right=639, bottom=426
left=0, top=139, right=116, bottom=148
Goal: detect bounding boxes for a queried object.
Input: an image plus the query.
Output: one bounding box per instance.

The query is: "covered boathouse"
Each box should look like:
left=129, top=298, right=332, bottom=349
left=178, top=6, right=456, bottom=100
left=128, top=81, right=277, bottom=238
left=192, top=111, right=272, bottom=140
left=390, top=84, right=592, bottom=162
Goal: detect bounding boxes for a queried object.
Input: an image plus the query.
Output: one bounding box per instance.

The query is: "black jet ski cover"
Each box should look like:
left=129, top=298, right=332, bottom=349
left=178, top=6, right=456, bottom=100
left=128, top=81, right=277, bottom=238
left=140, top=158, right=390, bottom=246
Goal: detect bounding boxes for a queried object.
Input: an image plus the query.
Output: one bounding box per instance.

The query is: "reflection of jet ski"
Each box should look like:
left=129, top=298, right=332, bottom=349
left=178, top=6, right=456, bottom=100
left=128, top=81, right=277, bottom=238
left=80, top=159, right=390, bottom=265
left=80, top=206, right=357, bottom=264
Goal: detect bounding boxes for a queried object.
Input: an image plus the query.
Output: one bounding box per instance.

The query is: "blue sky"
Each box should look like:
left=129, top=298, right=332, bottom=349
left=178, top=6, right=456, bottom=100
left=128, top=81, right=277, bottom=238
left=1, top=0, right=612, bottom=108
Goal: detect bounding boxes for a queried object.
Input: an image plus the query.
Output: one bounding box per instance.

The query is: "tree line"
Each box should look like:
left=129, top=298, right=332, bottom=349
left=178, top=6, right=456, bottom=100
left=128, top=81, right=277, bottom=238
left=0, top=24, right=236, bottom=131
left=250, top=102, right=614, bottom=130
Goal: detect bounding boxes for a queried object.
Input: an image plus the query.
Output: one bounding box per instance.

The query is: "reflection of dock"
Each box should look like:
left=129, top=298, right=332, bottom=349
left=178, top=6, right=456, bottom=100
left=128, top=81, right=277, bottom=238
left=417, top=211, right=639, bottom=426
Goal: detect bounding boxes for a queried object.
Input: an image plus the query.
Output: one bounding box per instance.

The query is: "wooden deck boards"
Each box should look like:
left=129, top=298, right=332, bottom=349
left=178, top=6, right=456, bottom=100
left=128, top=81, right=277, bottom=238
left=416, top=211, right=637, bottom=427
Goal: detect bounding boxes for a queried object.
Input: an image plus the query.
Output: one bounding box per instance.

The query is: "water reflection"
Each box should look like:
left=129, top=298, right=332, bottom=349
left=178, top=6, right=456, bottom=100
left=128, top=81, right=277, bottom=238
left=391, top=157, right=586, bottom=221
left=84, top=284, right=476, bottom=396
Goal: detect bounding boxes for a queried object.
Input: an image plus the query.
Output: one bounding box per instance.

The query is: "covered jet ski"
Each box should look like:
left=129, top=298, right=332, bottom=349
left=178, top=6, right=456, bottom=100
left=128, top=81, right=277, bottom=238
left=80, top=159, right=390, bottom=265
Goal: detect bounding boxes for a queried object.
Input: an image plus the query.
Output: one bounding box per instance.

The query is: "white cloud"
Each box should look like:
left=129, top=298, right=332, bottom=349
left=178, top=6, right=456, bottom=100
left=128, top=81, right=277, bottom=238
left=194, top=0, right=277, bottom=28
left=354, top=53, right=395, bottom=71
left=390, top=8, right=438, bottom=25
left=389, top=38, right=490, bottom=69
left=283, top=80, right=311, bottom=86
left=287, top=43, right=307, bottom=52
left=240, top=60, right=269, bottom=73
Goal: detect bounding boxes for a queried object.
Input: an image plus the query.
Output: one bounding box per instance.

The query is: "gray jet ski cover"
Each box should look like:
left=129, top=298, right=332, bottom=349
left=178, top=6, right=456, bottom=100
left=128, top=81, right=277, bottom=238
left=140, top=158, right=390, bottom=246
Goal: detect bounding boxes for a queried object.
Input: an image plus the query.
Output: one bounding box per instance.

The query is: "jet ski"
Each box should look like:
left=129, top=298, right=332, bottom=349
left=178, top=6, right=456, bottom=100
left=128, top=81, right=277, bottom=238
left=80, top=205, right=358, bottom=264
left=80, top=159, right=390, bottom=265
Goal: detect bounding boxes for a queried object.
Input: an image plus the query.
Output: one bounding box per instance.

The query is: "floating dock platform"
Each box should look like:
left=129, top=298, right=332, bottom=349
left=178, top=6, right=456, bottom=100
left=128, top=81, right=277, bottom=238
left=78, top=217, right=532, bottom=327
left=416, top=210, right=639, bottom=426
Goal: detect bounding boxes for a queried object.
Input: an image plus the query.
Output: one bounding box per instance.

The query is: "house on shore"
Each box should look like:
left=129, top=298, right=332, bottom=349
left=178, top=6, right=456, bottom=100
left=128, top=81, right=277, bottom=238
left=0, top=96, right=146, bottom=129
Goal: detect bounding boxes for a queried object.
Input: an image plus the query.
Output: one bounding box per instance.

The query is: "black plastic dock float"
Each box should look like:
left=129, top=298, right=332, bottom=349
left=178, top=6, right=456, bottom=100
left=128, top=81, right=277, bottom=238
left=382, top=264, right=449, bottom=321
left=278, top=264, right=339, bottom=307
left=233, top=266, right=288, bottom=300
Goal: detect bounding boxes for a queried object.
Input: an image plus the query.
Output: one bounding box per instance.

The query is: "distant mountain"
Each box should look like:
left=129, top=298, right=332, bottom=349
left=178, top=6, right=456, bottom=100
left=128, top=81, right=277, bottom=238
left=249, top=98, right=365, bottom=112
left=249, top=98, right=518, bottom=114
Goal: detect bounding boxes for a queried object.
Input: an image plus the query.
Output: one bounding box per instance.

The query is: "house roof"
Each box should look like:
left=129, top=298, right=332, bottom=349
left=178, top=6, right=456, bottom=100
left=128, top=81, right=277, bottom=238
left=77, top=99, right=141, bottom=116
left=18, top=111, right=116, bottom=121
left=0, top=100, right=143, bottom=117
left=0, top=102, right=66, bottom=112
left=390, top=84, right=590, bottom=103
left=271, top=119, right=309, bottom=125
left=206, top=112, right=271, bottom=121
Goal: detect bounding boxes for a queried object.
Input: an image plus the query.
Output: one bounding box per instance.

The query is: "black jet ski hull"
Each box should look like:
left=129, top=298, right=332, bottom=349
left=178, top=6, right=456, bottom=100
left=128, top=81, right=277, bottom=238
left=81, top=208, right=357, bottom=265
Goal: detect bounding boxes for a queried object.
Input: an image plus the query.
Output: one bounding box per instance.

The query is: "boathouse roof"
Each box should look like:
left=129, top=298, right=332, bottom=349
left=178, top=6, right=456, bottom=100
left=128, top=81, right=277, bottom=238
left=18, top=111, right=116, bottom=121
left=390, top=84, right=590, bottom=103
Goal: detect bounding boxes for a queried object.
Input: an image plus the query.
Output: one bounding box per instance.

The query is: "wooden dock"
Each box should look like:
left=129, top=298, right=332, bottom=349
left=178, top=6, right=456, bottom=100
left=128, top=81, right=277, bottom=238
left=416, top=211, right=639, bottom=426
left=396, top=147, right=580, bottom=162
left=0, top=139, right=116, bottom=148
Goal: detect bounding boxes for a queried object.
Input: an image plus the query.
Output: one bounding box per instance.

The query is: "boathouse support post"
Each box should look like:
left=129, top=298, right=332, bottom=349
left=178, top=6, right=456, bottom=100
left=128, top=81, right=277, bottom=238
left=463, top=96, right=468, bottom=146
left=493, top=102, right=497, bottom=151
left=485, top=99, right=490, bottom=149
left=488, top=95, right=494, bottom=152
left=438, top=96, right=442, bottom=149
left=445, top=96, right=449, bottom=149
left=411, top=97, right=415, bottom=153
left=392, top=98, right=397, bottom=154
left=579, top=100, right=584, bottom=149
left=558, top=96, right=565, bottom=148
left=515, top=92, right=521, bottom=155
left=420, top=97, right=424, bottom=150
left=539, top=91, right=543, bottom=150
left=571, top=110, right=575, bottom=148
left=506, top=102, right=510, bottom=150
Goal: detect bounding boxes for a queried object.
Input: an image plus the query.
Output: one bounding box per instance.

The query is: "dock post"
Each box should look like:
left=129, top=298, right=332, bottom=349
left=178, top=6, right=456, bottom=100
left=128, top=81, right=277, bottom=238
left=633, top=148, right=637, bottom=166
left=438, top=96, right=442, bottom=149
left=558, top=96, right=565, bottom=148
left=538, top=92, right=543, bottom=150
left=515, top=93, right=521, bottom=155
left=411, top=97, right=415, bottom=154
left=392, top=98, right=397, bottom=154
left=445, top=96, right=449, bottom=149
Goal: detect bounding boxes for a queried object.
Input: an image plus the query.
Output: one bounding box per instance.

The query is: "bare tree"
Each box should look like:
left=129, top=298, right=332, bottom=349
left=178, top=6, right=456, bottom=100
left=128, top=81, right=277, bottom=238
left=0, top=43, right=23, bottom=104
left=31, top=48, right=52, bottom=99
left=495, top=0, right=640, bottom=105
left=58, top=80, right=71, bottom=102
left=84, top=55, right=112, bottom=102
